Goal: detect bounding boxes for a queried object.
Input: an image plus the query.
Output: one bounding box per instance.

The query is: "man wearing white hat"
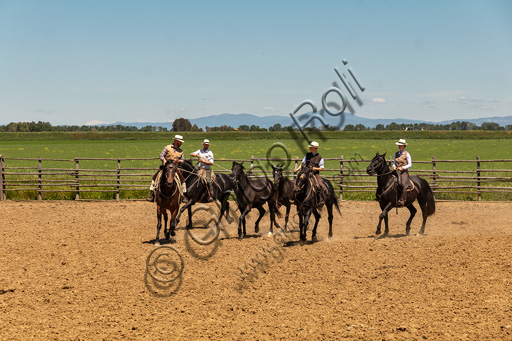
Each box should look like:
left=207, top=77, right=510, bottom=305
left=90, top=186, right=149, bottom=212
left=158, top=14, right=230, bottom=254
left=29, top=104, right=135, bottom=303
left=393, top=138, right=412, bottom=207
left=147, top=134, right=187, bottom=202
left=294, top=141, right=327, bottom=205
left=191, top=139, right=214, bottom=202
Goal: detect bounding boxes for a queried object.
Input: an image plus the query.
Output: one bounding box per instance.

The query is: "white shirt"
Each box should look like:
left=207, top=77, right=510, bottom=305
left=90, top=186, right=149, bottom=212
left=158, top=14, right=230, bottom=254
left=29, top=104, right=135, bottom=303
left=194, top=148, right=214, bottom=169
left=301, top=153, right=324, bottom=169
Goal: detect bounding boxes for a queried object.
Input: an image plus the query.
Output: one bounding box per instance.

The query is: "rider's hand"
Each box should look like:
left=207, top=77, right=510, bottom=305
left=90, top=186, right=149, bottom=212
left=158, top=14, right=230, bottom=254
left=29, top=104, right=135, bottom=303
left=293, top=168, right=297, bottom=173
left=392, top=165, right=396, bottom=170
left=398, top=166, right=403, bottom=171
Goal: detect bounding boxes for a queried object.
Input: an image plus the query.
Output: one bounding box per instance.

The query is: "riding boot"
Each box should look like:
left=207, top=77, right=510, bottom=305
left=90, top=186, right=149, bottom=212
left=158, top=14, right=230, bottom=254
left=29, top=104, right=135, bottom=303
left=397, top=188, right=406, bottom=207
left=180, top=183, right=188, bottom=204
left=207, top=183, right=214, bottom=202
left=146, top=190, right=155, bottom=202
left=146, top=180, right=156, bottom=202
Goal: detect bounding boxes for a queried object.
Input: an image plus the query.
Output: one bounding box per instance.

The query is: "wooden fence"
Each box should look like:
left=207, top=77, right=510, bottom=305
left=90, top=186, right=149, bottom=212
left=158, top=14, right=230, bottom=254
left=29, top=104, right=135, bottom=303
left=0, top=154, right=511, bottom=201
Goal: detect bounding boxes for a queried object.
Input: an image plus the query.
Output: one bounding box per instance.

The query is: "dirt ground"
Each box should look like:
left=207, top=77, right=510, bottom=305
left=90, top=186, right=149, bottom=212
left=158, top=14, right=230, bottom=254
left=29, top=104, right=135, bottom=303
left=1, top=199, right=512, bottom=340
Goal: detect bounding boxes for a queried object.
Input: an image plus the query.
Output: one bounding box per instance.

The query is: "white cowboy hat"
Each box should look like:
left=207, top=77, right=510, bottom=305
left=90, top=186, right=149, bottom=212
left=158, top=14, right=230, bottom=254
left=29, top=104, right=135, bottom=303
left=202, top=139, right=210, bottom=145
left=174, top=134, right=184, bottom=143
left=308, top=141, right=320, bottom=148
left=395, top=138, right=407, bottom=146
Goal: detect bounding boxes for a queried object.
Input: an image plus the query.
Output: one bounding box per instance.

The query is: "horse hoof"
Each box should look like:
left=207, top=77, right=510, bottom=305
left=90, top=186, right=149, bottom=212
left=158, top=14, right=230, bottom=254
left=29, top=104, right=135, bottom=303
left=255, top=227, right=260, bottom=234
left=312, top=235, right=317, bottom=242
left=328, top=233, right=333, bottom=239
left=154, top=241, right=160, bottom=246
left=267, top=231, right=273, bottom=237
left=171, top=230, right=176, bottom=237
left=375, top=230, right=381, bottom=235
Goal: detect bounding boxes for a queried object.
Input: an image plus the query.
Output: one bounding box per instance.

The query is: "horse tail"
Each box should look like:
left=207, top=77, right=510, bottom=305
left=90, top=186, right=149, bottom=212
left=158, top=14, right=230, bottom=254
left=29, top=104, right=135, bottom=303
left=333, top=196, right=342, bottom=217
left=418, top=177, right=436, bottom=217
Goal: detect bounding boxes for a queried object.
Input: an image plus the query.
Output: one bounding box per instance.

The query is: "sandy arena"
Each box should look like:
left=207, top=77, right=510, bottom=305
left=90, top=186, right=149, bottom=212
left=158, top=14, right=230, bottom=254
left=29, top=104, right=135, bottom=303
left=1, top=200, right=512, bottom=340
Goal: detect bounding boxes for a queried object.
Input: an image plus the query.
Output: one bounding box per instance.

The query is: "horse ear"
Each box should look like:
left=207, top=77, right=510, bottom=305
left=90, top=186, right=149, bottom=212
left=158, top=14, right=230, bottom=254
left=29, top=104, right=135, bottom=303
left=376, top=151, right=380, bottom=156
left=382, top=152, right=387, bottom=158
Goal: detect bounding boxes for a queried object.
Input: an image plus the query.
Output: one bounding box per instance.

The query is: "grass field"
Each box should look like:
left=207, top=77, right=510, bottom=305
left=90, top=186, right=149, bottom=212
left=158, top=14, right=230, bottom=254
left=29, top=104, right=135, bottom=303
left=1, top=137, right=511, bottom=201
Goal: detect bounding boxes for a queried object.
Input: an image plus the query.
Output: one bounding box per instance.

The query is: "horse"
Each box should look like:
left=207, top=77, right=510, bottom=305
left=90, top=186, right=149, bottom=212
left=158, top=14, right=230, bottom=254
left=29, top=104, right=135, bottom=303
left=154, top=160, right=181, bottom=245
left=271, top=164, right=295, bottom=231
left=175, top=159, right=234, bottom=228
left=294, top=166, right=341, bottom=242
left=230, top=161, right=281, bottom=238
left=366, top=152, right=436, bottom=236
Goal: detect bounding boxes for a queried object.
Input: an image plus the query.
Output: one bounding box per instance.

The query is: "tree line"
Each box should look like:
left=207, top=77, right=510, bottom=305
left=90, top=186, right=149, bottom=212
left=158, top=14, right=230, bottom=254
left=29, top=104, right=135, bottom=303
left=1, top=118, right=511, bottom=133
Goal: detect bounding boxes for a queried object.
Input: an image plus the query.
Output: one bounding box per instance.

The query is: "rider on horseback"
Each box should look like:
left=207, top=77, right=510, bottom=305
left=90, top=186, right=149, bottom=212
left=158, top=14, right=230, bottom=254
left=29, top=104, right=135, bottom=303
left=393, top=138, right=412, bottom=207
left=146, top=134, right=187, bottom=203
left=294, top=141, right=327, bottom=206
left=190, top=139, right=214, bottom=202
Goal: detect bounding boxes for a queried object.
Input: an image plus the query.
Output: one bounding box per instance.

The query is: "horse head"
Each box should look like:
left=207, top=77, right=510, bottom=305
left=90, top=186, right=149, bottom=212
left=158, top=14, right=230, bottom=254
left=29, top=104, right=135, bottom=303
left=366, top=152, right=387, bottom=176
left=163, top=159, right=177, bottom=184
left=294, top=166, right=312, bottom=193
left=272, top=163, right=284, bottom=185
left=230, top=161, right=244, bottom=184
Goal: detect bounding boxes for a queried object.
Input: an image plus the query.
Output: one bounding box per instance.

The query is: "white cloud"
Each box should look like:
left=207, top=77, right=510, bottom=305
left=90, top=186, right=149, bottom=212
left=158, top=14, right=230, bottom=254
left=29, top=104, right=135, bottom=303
left=85, top=120, right=111, bottom=126
left=371, top=98, right=386, bottom=104
left=263, top=106, right=275, bottom=112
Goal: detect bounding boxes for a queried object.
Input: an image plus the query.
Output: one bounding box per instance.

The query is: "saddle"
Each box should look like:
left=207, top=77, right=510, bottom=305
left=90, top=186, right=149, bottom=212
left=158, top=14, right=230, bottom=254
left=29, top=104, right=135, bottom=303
left=395, top=175, right=415, bottom=192
left=198, top=169, right=216, bottom=185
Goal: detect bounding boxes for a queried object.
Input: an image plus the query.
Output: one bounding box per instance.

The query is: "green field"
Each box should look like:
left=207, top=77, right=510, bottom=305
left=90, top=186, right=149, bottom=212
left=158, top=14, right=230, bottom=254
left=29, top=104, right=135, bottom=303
left=1, top=137, right=511, bottom=201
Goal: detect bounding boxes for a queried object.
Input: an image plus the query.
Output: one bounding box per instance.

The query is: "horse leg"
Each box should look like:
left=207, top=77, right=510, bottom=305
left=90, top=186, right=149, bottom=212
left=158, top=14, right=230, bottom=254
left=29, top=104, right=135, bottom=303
left=254, top=206, right=265, bottom=234
left=175, top=199, right=192, bottom=227
left=377, top=202, right=393, bottom=236
left=284, top=204, right=290, bottom=231
left=238, top=206, right=250, bottom=239
left=187, top=205, right=193, bottom=228
left=419, top=202, right=429, bottom=235
left=311, top=208, right=321, bottom=241
left=155, top=207, right=162, bottom=245
left=169, top=205, right=179, bottom=237
left=302, top=208, right=312, bottom=242
left=163, top=210, right=170, bottom=239
left=405, top=204, right=417, bottom=235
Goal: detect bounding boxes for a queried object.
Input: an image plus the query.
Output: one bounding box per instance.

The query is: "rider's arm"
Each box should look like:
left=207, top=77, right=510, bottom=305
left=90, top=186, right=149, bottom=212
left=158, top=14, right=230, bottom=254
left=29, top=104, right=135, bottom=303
left=159, top=147, right=168, bottom=163
left=295, top=156, right=307, bottom=173
left=313, top=158, right=324, bottom=172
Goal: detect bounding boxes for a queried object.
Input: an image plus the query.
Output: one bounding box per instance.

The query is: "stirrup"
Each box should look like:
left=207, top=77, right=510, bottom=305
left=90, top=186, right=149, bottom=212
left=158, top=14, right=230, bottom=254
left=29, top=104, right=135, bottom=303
left=397, top=199, right=405, bottom=207
left=181, top=196, right=188, bottom=204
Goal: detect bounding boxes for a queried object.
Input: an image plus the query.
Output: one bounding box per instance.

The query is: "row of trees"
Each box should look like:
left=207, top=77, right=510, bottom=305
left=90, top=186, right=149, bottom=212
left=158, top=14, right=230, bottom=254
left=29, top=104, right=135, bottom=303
left=2, top=119, right=511, bottom=133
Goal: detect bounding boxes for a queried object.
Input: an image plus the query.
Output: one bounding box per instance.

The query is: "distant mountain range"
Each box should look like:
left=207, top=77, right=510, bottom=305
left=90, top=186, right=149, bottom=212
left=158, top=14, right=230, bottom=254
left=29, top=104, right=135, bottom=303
left=94, top=113, right=512, bottom=130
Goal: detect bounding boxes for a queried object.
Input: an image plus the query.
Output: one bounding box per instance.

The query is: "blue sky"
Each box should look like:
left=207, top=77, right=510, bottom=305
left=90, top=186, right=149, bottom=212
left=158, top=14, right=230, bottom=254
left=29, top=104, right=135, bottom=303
left=0, top=0, right=511, bottom=125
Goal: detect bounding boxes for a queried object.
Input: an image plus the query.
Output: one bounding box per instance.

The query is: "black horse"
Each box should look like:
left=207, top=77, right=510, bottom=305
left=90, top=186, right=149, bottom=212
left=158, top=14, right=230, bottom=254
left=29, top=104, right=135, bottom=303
left=366, top=152, right=436, bottom=236
left=294, top=166, right=341, bottom=242
left=271, top=164, right=295, bottom=231
left=175, top=160, right=234, bottom=228
left=154, top=160, right=181, bottom=245
left=230, top=161, right=281, bottom=238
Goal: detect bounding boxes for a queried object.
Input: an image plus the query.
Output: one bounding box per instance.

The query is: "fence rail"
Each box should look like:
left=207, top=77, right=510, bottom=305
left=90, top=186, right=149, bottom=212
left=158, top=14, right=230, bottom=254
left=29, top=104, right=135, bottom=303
left=0, top=154, right=511, bottom=201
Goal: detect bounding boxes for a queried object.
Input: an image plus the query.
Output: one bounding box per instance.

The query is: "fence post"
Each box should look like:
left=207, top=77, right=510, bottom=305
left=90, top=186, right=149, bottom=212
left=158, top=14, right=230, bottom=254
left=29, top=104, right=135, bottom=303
left=249, top=155, right=254, bottom=176
left=432, top=156, right=437, bottom=192
left=339, top=155, right=344, bottom=201
left=294, top=157, right=299, bottom=181
left=38, top=157, right=42, bottom=200
left=476, top=156, right=481, bottom=201
left=116, top=157, right=121, bottom=200
left=75, top=158, right=80, bottom=200
left=0, top=154, right=5, bottom=200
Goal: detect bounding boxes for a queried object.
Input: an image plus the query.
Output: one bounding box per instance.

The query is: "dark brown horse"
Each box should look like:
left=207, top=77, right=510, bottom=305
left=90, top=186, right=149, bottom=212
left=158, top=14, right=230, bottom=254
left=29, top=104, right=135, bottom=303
left=230, top=161, right=281, bottom=238
left=366, top=152, right=436, bottom=236
left=294, top=167, right=341, bottom=241
left=154, top=160, right=181, bottom=245
left=271, top=164, right=295, bottom=231
left=175, top=159, right=234, bottom=228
